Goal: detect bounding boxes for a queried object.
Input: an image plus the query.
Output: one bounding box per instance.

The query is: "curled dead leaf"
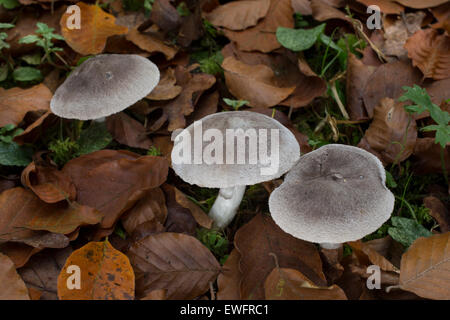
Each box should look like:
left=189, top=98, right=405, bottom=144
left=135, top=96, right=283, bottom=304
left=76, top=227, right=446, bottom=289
left=217, top=249, right=241, bottom=300
left=0, top=252, right=30, bottom=300
left=126, top=27, right=178, bottom=60
left=146, top=68, right=182, bottom=100
left=106, top=112, right=152, bottom=149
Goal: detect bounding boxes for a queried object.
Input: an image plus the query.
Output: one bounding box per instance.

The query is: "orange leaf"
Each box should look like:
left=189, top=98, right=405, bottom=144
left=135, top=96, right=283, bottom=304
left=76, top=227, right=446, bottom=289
left=57, top=241, right=135, bottom=300
left=0, top=84, right=52, bottom=128
left=404, top=29, right=450, bottom=80
left=60, top=2, right=128, bottom=55
left=399, top=232, right=450, bottom=300
left=0, top=253, right=30, bottom=300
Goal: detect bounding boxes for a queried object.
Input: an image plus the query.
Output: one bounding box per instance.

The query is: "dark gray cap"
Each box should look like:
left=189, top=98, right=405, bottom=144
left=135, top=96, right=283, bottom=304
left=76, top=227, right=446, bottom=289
left=50, top=54, right=160, bottom=120
left=269, top=144, right=394, bottom=244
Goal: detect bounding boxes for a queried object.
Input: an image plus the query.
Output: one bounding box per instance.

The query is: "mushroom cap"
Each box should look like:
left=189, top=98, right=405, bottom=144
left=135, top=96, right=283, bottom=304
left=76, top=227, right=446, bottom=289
left=269, top=144, right=394, bottom=244
left=50, top=54, right=160, bottom=120
left=171, top=111, right=300, bottom=188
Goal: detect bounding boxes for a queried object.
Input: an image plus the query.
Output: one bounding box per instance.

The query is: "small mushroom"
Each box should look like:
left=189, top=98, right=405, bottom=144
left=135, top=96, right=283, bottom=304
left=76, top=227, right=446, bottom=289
left=50, top=54, right=160, bottom=120
left=171, top=111, right=300, bottom=228
left=269, top=144, right=394, bottom=249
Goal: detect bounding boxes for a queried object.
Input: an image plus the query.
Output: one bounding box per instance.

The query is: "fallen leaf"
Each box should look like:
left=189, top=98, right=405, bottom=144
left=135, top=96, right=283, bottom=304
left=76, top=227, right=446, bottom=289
left=359, top=97, right=417, bottom=164
left=121, top=187, right=167, bottom=235
left=348, top=241, right=398, bottom=272
left=205, top=0, right=270, bottom=31
left=13, top=112, right=58, bottom=146
left=21, top=162, right=76, bottom=203
left=149, top=0, right=181, bottom=32
left=0, top=243, right=41, bottom=268
left=395, top=0, right=448, bottom=9
left=431, top=2, right=450, bottom=31
left=398, top=232, right=450, bottom=300
left=346, top=53, right=376, bottom=120
left=311, top=0, right=350, bottom=22
left=162, top=184, right=198, bottom=235
left=217, top=249, right=241, bottom=300
left=106, top=112, right=152, bottom=149
left=235, top=214, right=326, bottom=300
left=265, top=268, right=347, bottom=300
left=355, top=0, right=403, bottom=14
left=0, top=84, right=52, bottom=128
left=0, top=188, right=102, bottom=243
left=126, top=27, right=178, bottom=60
left=423, top=196, right=450, bottom=232
left=58, top=241, right=135, bottom=300
left=291, top=0, right=312, bottom=15
left=363, top=60, right=422, bottom=117
left=62, top=150, right=169, bottom=229
left=0, top=252, right=30, bottom=299
left=146, top=67, right=182, bottom=100
left=186, top=90, right=219, bottom=124
left=412, top=138, right=450, bottom=175
left=224, top=0, right=294, bottom=53
left=404, top=28, right=450, bottom=80
left=18, top=247, right=72, bottom=300
left=319, top=247, right=344, bottom=284
left=60, top=2, right=128, bottom=55
left=126, top=232, right=221, bottom=299
left=222, top=56, right=295, bottom=108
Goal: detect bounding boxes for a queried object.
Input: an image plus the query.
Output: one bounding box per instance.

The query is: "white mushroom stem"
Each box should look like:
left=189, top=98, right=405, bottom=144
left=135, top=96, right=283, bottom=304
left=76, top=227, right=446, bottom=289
left=93, top=117, right=106, bottom=123
left=209, top=185, right=246, bottom=229
left=320, top=242, right=343, bottom=250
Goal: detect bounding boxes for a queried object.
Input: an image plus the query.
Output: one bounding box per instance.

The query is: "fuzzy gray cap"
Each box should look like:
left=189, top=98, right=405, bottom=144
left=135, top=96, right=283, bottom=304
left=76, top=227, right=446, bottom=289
left=269, top=144, right=395, bottom=244
left=171, top=111, right=300, bottom=188
left=50, top=54, right=160, bottom=120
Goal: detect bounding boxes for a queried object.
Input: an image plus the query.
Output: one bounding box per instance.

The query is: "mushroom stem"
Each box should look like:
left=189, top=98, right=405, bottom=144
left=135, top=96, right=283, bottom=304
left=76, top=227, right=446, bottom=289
left=93, top=117, right=106, bottom=123
left=209, top=185, right=246, bottom=229
left=320, top=242, right=343, bottom=250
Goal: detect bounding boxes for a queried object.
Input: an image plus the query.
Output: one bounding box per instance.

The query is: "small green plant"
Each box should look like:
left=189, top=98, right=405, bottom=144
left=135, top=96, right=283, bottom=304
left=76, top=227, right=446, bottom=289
left=147, top=146, right=162, bottom=156
left=196, top=228, right=229, bottom=264
left=294, top=13, right=309, bottom=28
left=0, top=124, right=33, bottom=166
left=0, top=0, right=20, bottom=9
left=0, top=23, right=14, bottom=53
left=223, top=98, right=249, bottom=111
left=176, top=2, right=190, bottom=17
left=19, top=22, right=65, bottom=64
left=48, top=138, right=80, bottom=166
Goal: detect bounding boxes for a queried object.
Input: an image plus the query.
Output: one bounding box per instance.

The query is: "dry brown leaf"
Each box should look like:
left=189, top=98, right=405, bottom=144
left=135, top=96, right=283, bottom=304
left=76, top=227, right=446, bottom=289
left=224, top=0, right=294, bottom=52
left=126, top=27, right=178, bottom=60
left=205, top=0, right=270, bottom=31
left=126, top=232, right=221, bottom=299
left=355, top=0, right=403, bottom=14
left=398, top=232, right=450, bottom=300
left=346, top=53, right=376, bottom=120
left=62, top=150, right=169, bottom=229
left=161, top=184, right=197, bottom=235
left=395, top=0, right=448, bottom=9
left=291, top=0, right=312, bottom=15
left=235, top=214, right=326, bottom=300
left=311, top=0, right=350, bottom=22
left=21, top=162, right=76, bottom=204
left=423, top=196, right=450, bottom=233
left=60, top=2, right=128, bottom=55
left=359, top=98, right=417, bottom=164
left=412, top=138, right=450, bottom=175
left=431, top=2, right=450, bottom=31
left=0, top=252, right=30, bottom=300
left=18, top=247, right=72, bottom=300
left=348, top=241, right=399, bottom=273
left=186, top=90, right=219, bottom=124
left=217, top=249, right=241, bottom=300
left=0, top=243, right=41, bottom=268
left=0, top=188, right=102, bottom=242
left=363, top=60, right=422, bottom=117
left=265, top=268, right=347, bottom=300
left=163, top=70, right=216, bottom=131
left=150, top=0, right=181, bottom=32
left=58, top=241, right=135, bottom=300
left=0, top=84, right=52, bottom=128
left=222, top=56, right=295, bottom=108
left=404, top=28, right=450, bottom=80
left=13, top=111, right=58, bottom=146
left=106, top=112, right=152, bottom=149
left=121, top=187, right=167, bottom=235
left=146, top=68, right=182, bottom=100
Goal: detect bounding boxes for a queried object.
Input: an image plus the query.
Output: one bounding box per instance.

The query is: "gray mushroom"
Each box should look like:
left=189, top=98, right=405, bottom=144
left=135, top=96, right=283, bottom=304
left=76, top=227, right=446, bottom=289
left=269, top=144, right=394, bottom=249
left=171, top=111, right=301, bottom=228
left=50, top=54, right=160, bottom=120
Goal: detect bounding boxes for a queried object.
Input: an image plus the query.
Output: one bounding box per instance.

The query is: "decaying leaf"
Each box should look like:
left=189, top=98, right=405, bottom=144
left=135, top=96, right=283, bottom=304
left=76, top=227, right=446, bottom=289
left=0, top=252, right=30, bottom=300
left=395, top=0, right=449, bottom=9
left=106, top=112, right=152, bottom=150
left=224, top=0, right=294, bottom=53
left=356, top=0, right=404, bottom=14
left=265, top=268, right=347, bottom=300
left=349, top=240, right=399, bottom=272
left=359, top=97, right=417, bottom=164
left=404, top=28, right=450, bottom=80
left=398, top=232, right=450, bottom=300
left=126, top=232, right=221, bottom=299
left=423, top=196, right=450, bottom=233
left=21, top=162, right=76, bottom=204
left=58, top=241, right=135, bottom=300
left=412, top=138, right=450, bottom=175
left=146, top=68, right=182, bottom=100
left=235, top=214, right=326, bottom=300
left=217, top=249, right=241, bottom=300
left=205, top=0, right=270, bottom=31
left=0, top=84, right=52, bottom=128
left=291, top=0, right=312, bottom=15
left=62, top=150, right=169, bottom=229
left=222, top=56, right=295, bottom=108
left=60, top=2, right=128, bottom=55
left=126, top=27, right=178, bottom=60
